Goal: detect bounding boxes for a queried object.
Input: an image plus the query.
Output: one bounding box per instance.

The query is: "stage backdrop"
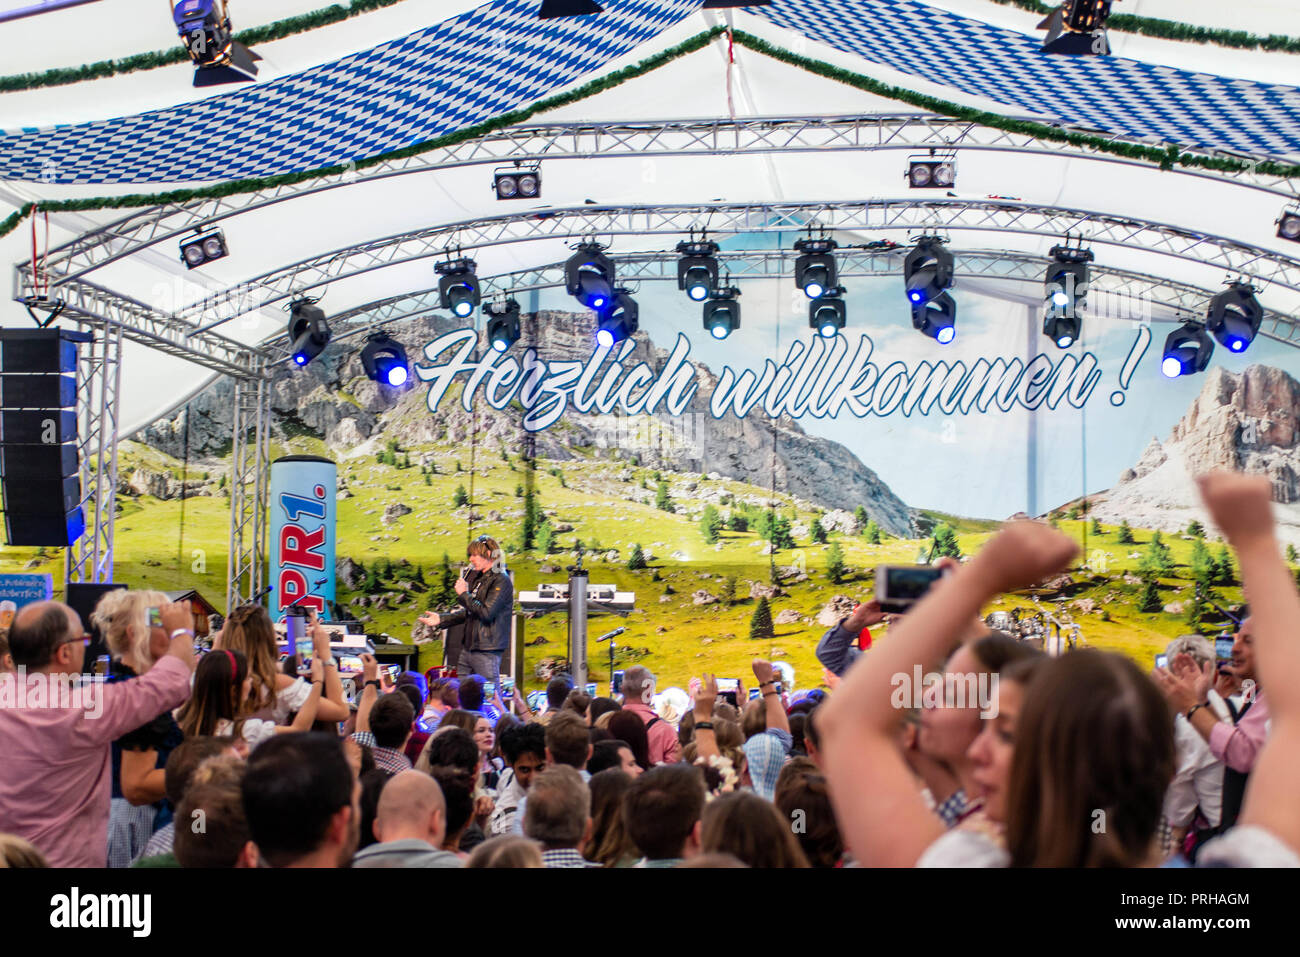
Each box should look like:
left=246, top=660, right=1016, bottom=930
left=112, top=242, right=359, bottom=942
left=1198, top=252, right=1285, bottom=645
left=3, top=261, right=1298, bottom=691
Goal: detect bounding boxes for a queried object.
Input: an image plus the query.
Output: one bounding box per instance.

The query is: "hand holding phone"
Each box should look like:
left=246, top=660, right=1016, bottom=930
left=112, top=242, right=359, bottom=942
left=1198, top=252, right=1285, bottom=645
left=876, top=565, right=947, bottom=614
left=1154, top=653, right=1169, bottom=670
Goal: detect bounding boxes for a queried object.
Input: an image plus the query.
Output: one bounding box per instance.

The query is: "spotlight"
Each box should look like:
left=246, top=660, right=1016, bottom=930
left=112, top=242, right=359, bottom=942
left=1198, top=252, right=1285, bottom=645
left=493, top=164, right=541, bottom=201
left=1039, top=0, right=1112, bottom=55
left=171, top=0, right=259, bottom=85
left=676, top=240, right=720, bottom=302
left=436, top=258, right=481, bottom=319
left=907, top=156, right=956, bottom=189
left=360, top=332, right=410, bottom=387
left=537, top=0, right=603, bottom=18
left=1206, top=282, right=1262, bottom=355
left=808, top=288, right=846, bottom=339
left=703, top=288, right=741, bottom=340
left=794, top=238, right=838, bottom=300
left=565, top=243, right=616, bottom=311
left=287, top=299, right=330, bottom=367
left=179, top=229, right=228, bottom=269
left=485, top=299, right=522, bottom=352
left=903, top=236, right=954, bottom=305
left=1042, top=245, right=1092, bottom=347
left=913, top=291, right=957, bottom=344
left=1161, top=321, right=1214, bottom=378
left=1277, top=208, right=1300, bottom=244
left=595, top=289, right=638, bottom=348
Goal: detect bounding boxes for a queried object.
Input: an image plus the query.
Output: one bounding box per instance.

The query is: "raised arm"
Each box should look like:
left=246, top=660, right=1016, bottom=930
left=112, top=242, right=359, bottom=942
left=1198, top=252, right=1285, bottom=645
left=752, top=659, right=789, bottom=736
left=1198, top=473, right=1300, bottom=854
left=279, top=657, right=324, bottom=733
left=819, top=523, right=1078, bottom=866
left=309, top=610, right=349, bottom=723
left=692, top=674, right=720, bottom=763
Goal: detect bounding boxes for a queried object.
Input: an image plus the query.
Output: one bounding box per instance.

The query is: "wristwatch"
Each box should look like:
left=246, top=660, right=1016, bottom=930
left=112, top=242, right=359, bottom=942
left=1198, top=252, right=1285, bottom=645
left=1186, top=701, right=1210, bottom=720
left=365, top=679, right=381, bottom=690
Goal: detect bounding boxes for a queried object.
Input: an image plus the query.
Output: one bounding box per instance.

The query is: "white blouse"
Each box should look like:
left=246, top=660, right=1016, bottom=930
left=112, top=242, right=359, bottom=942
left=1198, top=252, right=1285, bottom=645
left=214, top=717, right=278, bottom=749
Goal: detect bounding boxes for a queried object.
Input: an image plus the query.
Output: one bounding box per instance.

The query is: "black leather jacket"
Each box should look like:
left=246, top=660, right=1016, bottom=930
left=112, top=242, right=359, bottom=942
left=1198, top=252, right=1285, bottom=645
left=440, top=568, right=513, bottom=655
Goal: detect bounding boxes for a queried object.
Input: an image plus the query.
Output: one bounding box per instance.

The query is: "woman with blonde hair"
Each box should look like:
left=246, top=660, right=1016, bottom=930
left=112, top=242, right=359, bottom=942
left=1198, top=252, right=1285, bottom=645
left=0, top=833, right=47, bottom=868
left=218, top=604, right=347, bottom=727
left=91, top=591, right=196, bottom=867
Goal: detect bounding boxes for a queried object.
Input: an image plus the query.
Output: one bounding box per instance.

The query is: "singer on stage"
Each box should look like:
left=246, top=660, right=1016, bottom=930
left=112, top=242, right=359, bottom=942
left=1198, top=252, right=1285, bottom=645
left=419, top=535, right=513, bottom=685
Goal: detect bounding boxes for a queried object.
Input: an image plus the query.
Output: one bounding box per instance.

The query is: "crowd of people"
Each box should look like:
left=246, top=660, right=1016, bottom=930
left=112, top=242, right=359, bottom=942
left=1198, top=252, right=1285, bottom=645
left=0, top=470, right=1297, bottom=869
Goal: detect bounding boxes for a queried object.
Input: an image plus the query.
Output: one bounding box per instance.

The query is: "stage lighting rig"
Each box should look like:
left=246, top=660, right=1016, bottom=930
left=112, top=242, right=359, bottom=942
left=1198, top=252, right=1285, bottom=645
left=486, top=299, right=522, bottom=352
left=1161, top=321, right=1214, bottom=378
left=913, top=292, right=957, bottom=345
left=596, top=290, right=638, bottom=349
left=903, top=237, right=954, bottom=306
left=1039, top=0, right=1112, bottom=55
left=171, top=0, right=259, bottom=86
left=677, top=240, right=720, bottom=302
left=494, top=164, right=541, bottom=201
left=703, top=286, right=741, bottom=340
left=360, top=332, right=410, bottom=387
left=287, top=299, right=330, bottom=367
left=794, top=238, right=839, bottom=300
left=1205, top=282, right=1262, bottom=355
left=436, top=258, right=481, bottom=319
left=538, top=0, right=602, bottom=18
left=1277, top=207, right=1300, bottom=244
left=179, top=229, right=228, bottom=269
left=1043, top=244, right=1092, bottom=348
left=809, top=288, right=847, bottom=339
left=565, top=243, right=616, bottom=311
left=907, top=152, right=956, bottom=189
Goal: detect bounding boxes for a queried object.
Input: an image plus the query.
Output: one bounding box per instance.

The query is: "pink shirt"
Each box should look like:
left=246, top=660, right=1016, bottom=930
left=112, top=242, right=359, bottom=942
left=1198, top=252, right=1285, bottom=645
left=1208, top=689, right=1269, bottom=774
left=622, top=701, right=680, bottom=765
left=0, top=656, right=192, bottom=868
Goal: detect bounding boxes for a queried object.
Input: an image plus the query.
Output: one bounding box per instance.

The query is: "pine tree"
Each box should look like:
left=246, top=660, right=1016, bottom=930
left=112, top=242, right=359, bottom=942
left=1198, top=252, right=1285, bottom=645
left=700, top=505, right=722, bottom=545
left=655, top=481, right=674, bottom=513
left=437, top=553, right=456, bottom=604
left=1186, top=586, right=1206, bottom=629
left=1213, top=544, right=1235, bottom=586
left=810, top=516, right=828, bottom=544
left=1138, top=537, right=1173, bottom=578
left=520, top=489, right=539, bottom=552
left=720, top=574, right=737, bottom=605
left=627, top=543, right=647, bottom=571
left=865, top=519, right=882, bottom=545
left=1187, top=519, right=1206, bottom=539
left=423, top=472, right=431, bottom=486
left=749, top=596, right=774, bottom=641
left=413, top=564, right=426, bottom=585
left=1138, top=576, right=1163, bottom=613
left=1090, top=517, right=1102, bottom=535
left=826, top=542, right=845, bottom=584
left=364, top=567, right=382, bottom=595
left=536, top=519, right=555, bottom=555
left=932, top=524, right=961, bottom=559
left=1190, top=538, right=1214, bottom=587
left=1117, top=520, right=1135, bottom=545
left=727, top=514, right=749, bottom=533
left=515, top=484, right=523, bottom=497
left=854, top=505, right=869, bottom=531
left=768, top=514, right=795, bottom=550
left=403, top=452, right=411, bottom=469
left=1067, top=506, right=1079, bottom=521
left=754, top=510, right=772, bottom=540
left=452, top=484, right=468, bottom=507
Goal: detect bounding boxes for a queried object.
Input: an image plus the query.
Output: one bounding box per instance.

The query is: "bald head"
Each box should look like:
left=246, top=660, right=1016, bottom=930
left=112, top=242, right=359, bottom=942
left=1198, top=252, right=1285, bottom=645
left=374, top=771, right=447, bottom=848
left=8, top=601, right=80, bottom=672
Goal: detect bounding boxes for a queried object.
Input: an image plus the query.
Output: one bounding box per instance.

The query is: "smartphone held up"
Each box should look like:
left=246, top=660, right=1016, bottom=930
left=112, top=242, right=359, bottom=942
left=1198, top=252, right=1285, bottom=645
left=875, top=564, right=949, bottom=614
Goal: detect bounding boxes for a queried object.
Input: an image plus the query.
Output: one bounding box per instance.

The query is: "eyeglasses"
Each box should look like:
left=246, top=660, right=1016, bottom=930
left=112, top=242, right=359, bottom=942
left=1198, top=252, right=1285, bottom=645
left=59, top=633, right=92, bottom=648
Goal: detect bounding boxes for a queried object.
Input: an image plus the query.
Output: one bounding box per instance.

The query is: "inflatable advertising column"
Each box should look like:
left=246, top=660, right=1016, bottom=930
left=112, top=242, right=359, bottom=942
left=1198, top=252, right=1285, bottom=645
left=269, top=455, right=337, bottom=621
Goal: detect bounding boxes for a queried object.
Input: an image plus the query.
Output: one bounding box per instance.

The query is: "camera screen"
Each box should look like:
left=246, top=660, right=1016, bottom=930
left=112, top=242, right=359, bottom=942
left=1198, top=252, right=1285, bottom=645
left=886, top=566, right=944, bottom=600
left=1215, top=637, right=1234, bottom=662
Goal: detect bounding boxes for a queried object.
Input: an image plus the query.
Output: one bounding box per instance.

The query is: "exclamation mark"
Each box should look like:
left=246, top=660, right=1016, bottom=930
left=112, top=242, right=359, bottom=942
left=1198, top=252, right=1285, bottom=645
left=1110, top=324, right=1150, bottom=406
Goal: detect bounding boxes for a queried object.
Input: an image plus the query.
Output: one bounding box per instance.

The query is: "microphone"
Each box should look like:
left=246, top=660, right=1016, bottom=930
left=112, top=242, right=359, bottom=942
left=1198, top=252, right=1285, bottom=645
left=596, top=626, right=625, bottom=643
left=249, top=584, right=274, bottom=603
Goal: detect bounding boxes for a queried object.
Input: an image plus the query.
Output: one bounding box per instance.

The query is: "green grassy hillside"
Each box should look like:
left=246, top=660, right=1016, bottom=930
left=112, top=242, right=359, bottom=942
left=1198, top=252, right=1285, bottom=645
left=0, top=437, right=1255, bottom=693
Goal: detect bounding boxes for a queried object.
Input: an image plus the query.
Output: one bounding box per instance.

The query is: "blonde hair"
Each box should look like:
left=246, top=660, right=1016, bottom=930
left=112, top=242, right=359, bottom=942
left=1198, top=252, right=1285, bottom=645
left=594, top=710, right=616, bottom=731
left=90, top=589, right=171, bottom=674
left=468, top=536, right=500, bottom=562
left=0, top=833, right=47, bottom=868
left=466, top=835, right=543, bottom=868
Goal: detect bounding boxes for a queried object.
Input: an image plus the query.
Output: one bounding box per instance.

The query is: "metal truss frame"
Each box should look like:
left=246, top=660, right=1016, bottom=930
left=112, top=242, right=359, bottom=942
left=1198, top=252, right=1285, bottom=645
left=22, top=114, right=1300, bottom=286
left=169, top=199, right=1300, bottom=340
left=263, top=247, right=1300, bottom=356
left=65, top=319, right=122, bottom=585
left=225, top=364, right=270, bottom=615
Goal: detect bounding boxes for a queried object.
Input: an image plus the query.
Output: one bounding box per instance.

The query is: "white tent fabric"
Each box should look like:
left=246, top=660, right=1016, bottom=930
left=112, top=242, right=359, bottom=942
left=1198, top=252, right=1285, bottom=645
left=2, top=0, right=1299, bottom=433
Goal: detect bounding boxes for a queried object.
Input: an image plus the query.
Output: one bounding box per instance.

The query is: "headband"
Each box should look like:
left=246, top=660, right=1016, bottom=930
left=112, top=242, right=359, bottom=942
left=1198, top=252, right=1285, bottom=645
left=224, top=650, right=237, bottom=676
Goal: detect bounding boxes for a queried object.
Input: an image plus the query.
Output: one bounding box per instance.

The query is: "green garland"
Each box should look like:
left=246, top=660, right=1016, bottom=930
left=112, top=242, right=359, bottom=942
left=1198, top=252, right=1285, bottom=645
left=5, top=0, right=1300, bottom=93
left=0, top=0, right=411, bottom=93
left=985, top=0, right=1300, bottom=53
left=2, top=25, right=1297, bottom=246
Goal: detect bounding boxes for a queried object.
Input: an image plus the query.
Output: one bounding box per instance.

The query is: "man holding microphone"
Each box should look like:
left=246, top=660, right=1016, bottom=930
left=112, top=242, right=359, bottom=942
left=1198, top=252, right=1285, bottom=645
left=419, top=535, right=513, bottom=685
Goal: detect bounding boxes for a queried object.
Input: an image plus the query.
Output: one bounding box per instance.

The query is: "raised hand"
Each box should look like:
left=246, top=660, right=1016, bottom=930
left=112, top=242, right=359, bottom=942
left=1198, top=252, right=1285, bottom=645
left=694, top=673, right=718, bottom=718
left=969, top=521, right=1080, bottom=596
left=160, top=600, right=193, bottom=635
left=1197, top=472, right=1275, bottom=544
left=419, top=611, right=441, bottom=629
left=845, top=599, right=886, bottom=632
left=752, top=659, right=775, bottom=686
left=361, top=652, right=378, bottom=684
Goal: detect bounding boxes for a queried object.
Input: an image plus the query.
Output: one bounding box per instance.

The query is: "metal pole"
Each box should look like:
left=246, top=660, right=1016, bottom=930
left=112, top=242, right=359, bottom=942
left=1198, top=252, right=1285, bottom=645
left=568, top=565, right=588, bottom=688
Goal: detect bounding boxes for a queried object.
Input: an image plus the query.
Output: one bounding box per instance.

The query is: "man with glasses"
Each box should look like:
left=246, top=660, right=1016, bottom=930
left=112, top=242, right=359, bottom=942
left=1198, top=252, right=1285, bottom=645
left=0, top=599, right=197, bottom=867
left=419, top=535, right=513, bottom=686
